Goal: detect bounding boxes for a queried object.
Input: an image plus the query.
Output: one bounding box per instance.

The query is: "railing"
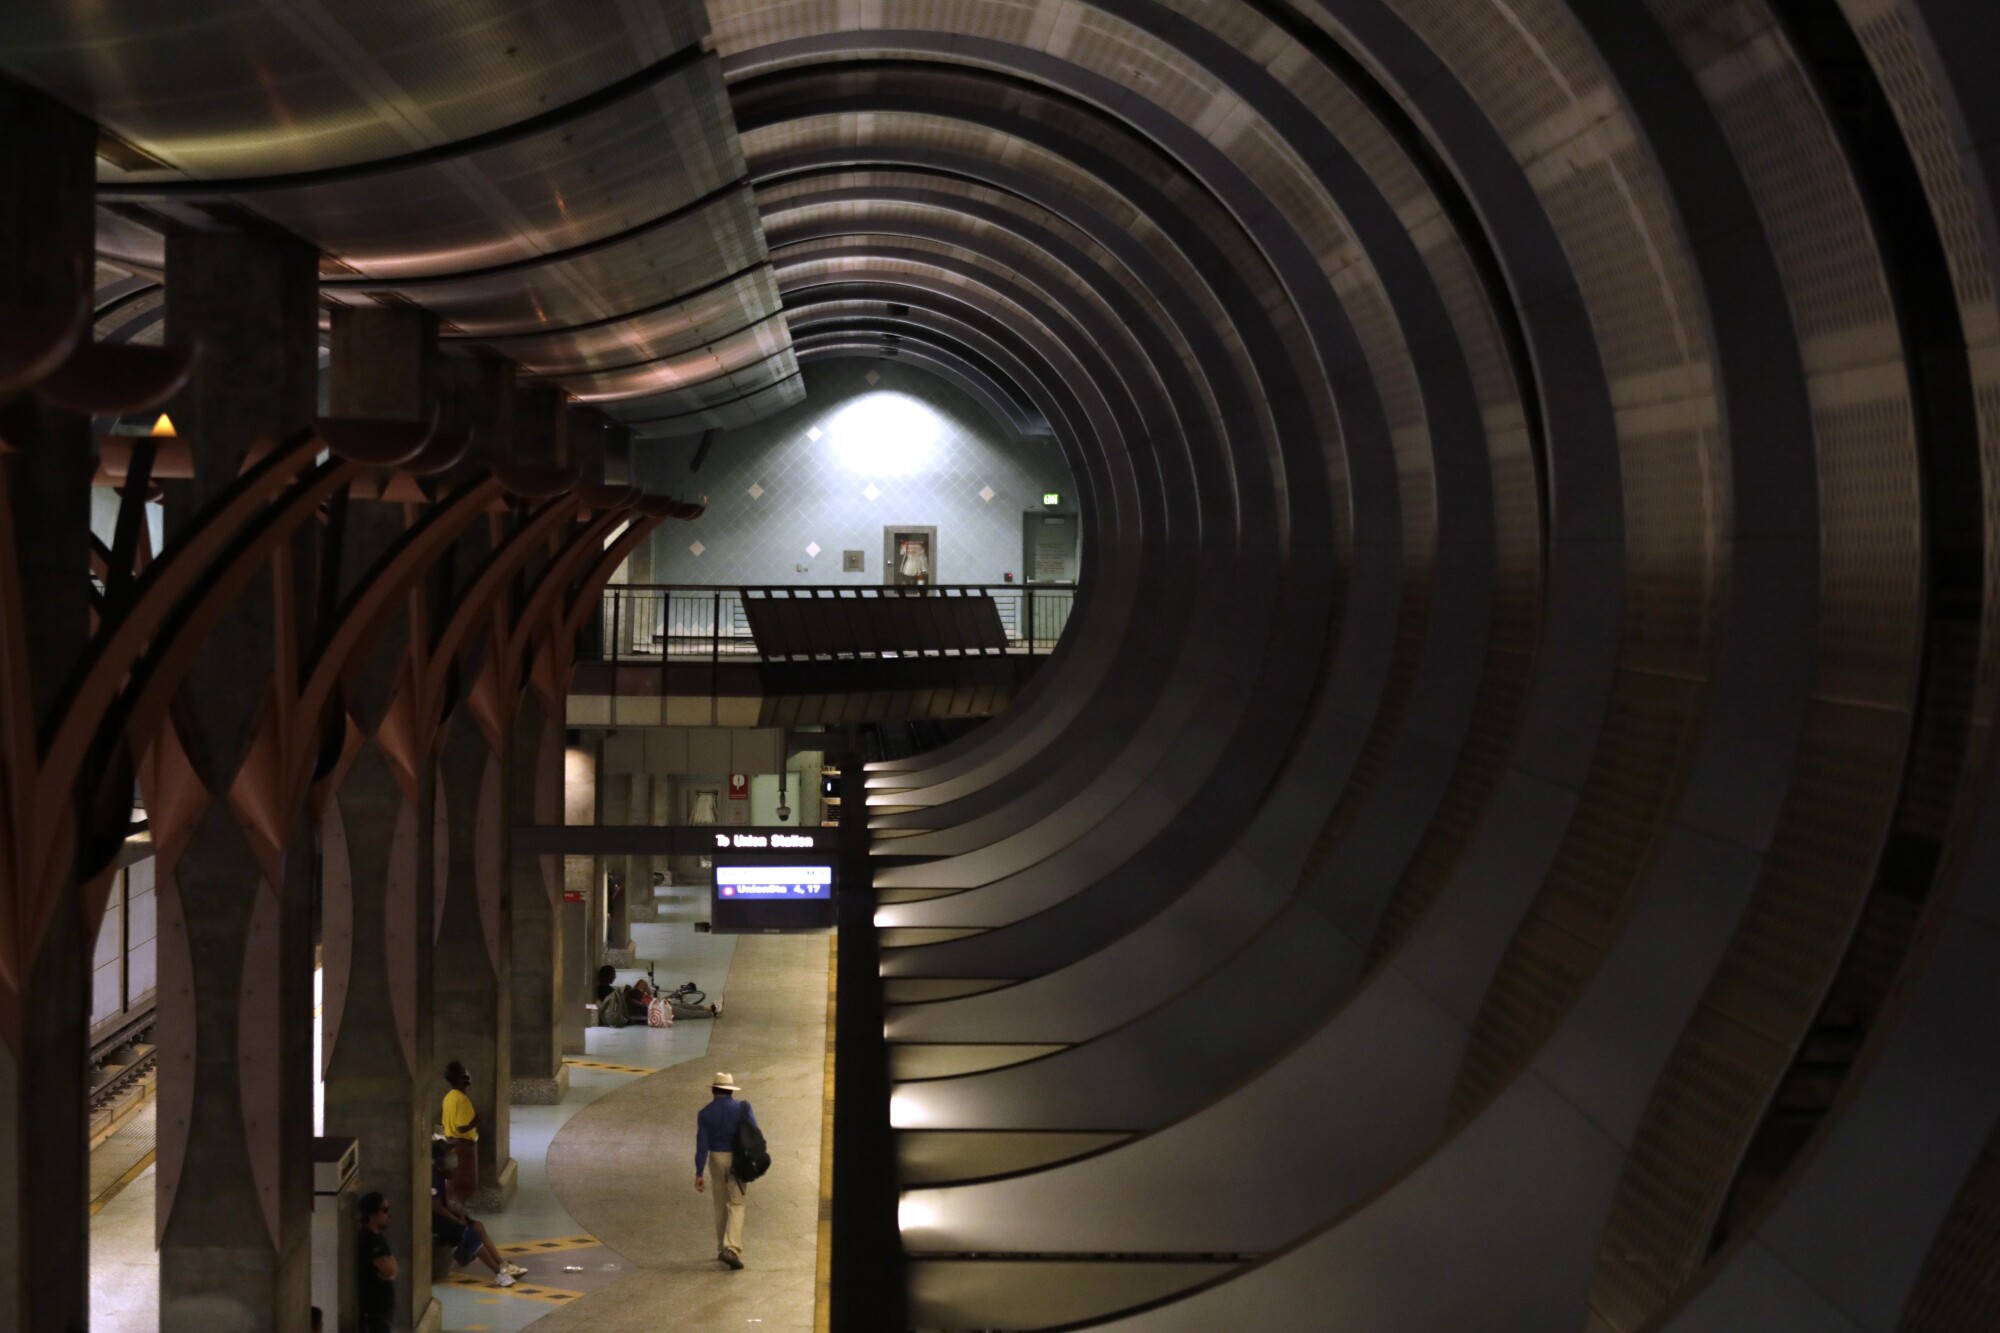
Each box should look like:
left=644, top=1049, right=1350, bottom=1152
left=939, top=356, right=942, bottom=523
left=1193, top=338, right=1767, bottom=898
left=585, top=583, right=1076, bottom=663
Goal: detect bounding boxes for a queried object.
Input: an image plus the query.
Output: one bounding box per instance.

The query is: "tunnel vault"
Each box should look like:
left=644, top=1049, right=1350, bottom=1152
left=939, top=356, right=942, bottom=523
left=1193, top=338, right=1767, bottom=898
left=2, top=0, right=1999, bottom=1329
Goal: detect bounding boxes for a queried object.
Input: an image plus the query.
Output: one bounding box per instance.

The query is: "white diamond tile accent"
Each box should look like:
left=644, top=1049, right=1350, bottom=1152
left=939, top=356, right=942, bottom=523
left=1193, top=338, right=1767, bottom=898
left=865, top=370, right=881, bottom=385
left=863, top=483, right=881, bottom=501
left=643, top=360, right=1074, bottom=587
left=689, top=541, right=706, bottom=557
left=746, top=482, right=764, bottom=499
left=979, top=485, right=996, bottom=502
left=806, top=426, right=822, bottom=442
left=805, top=541, right=822, bottom=557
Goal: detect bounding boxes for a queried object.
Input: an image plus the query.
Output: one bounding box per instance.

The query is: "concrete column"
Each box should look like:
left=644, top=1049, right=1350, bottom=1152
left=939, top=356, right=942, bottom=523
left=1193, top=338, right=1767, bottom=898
left=321, top=753, right=436, bottom=1333
left=0, top=79, right=97, bottom=1333
left=438, top=351, right=515, bottom=468
left=328, top=305, right=436, bottom=424
left=829, top=731, right=907, bottom=1327
left=625, top=773, right=657, bottom=926
left=434, top=714, right=515, bottom=1207
left=561, top=734, right=600, bottom=1057
left=157, top=225, right=321, bottom=1331
left=627, top=773, right=653, bottom=933
left=602, top=420, right=634, bottom=487
left=572, top=410, right=608, bottom=488
left=649, top=776, right=672, bottom=916
left=562, top=865, right=593, bottom=1056
left=601, top=772, right=635, bottom=959
left=430, top=346, right=527, bottom=1154
left=508, top=697, right=568, bottom=1104
left=513, top=385, right=570, bottom=467
left=615, top=446, right=656, bottom=658
left=317, top=303, right=444, bottom=1333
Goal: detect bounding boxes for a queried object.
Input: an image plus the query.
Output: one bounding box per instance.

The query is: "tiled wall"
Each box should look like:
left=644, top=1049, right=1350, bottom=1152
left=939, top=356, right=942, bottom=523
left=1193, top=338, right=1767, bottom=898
left=628, top=361, right=1074, bottom=586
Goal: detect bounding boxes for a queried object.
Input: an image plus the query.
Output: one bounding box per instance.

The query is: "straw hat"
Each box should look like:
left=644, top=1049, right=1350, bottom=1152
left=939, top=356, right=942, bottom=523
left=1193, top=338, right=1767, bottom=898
left=711, top=1072, right=742, bottom=1092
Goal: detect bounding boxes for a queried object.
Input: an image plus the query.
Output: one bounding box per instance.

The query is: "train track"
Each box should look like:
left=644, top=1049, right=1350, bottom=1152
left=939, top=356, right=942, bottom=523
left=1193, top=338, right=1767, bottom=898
left=88, top=1005, right=157, bottom=1112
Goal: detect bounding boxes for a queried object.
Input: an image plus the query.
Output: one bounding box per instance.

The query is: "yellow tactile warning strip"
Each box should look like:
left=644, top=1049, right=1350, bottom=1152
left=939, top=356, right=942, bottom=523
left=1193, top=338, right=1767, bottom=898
left=90, top=1150, right=156, bottom=1217
left=90, top=1097, right=159, bottom=1215
left=562, top=1057, right=655, bottom=1076
left=496, top=1234, right=601, bottom=1256
left=436, top=1270, right=584, bottom=1305
left=815, top=930, right=837, bottom=1333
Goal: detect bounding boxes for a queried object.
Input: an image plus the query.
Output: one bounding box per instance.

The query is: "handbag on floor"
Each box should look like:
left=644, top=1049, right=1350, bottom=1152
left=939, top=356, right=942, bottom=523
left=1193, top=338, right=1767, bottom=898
left=647, top=997, right=671, bottom=1028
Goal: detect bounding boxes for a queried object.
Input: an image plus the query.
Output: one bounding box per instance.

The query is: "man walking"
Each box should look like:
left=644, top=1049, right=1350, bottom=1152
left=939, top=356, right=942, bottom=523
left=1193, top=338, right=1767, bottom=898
left=694, top=1072, right=761, bottom=1269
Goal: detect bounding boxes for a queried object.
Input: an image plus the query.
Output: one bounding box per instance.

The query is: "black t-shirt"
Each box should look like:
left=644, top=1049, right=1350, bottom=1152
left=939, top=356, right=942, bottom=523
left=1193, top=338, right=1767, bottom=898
left=357, top=1227, right=395, bottom=1315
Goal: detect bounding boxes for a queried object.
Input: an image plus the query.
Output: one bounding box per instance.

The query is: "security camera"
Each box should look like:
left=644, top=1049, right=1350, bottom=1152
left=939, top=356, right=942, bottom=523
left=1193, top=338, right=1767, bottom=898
left=775, top=804, right=792, bottom=822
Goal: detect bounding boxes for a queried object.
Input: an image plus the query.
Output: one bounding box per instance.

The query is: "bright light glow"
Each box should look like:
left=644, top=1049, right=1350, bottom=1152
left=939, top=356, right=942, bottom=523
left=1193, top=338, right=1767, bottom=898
left=313, top=964, right=324, bottom=1135
left=149, top=413, right=176, bottom=437
left=889, top=1089, right=930, bottom=1127
left=824, top=392, right=942, bottom=476
left=898, top=1195, right=940, bottom=1232
left=564, top=746, right=596, bottom=824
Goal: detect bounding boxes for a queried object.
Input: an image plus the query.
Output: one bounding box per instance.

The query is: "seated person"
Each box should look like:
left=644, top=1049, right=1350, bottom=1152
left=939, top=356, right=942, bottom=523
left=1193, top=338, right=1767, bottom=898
left=430, top=1142, right=525, bottom=1286
left=593, top=964, right=632, bottom=1026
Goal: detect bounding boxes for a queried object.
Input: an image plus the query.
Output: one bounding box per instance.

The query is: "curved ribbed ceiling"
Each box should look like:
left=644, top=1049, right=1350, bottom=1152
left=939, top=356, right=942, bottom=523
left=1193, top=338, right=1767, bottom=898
left=10, top=0, right=2000, bottom=1328
left=6, top=0, right=802, bottom=433
left=693, top=2, right=2000, bottom=1330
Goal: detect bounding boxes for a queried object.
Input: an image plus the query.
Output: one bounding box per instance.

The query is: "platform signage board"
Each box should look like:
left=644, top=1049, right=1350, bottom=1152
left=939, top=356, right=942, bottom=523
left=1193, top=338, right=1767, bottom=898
left=709, top=850, right=837, bottom=933
left=716, top=865, right=832, bottom=901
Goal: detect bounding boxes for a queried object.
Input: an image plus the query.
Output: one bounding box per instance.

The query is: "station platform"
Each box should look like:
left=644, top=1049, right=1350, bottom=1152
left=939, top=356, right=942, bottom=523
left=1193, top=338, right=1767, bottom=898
left=87, top=902, right=832, bottom=1332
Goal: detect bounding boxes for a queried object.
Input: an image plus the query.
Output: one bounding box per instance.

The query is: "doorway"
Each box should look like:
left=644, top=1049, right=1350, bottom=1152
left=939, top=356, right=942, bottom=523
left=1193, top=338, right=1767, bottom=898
left=884, top=526, right=937, bottom=586
left=684, top=785, right=721, bottom=826
left=676, top=783, right=722, bottom=883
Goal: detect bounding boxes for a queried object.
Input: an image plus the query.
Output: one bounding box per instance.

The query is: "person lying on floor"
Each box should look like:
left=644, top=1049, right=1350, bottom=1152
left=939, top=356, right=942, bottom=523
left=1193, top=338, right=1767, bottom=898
left=630, top=976, right=722, bottom=1020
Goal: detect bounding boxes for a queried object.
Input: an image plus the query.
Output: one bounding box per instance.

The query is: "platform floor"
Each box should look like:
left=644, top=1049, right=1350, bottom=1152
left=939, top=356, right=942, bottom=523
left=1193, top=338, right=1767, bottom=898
left=87, top=898, right=832, bottom=1333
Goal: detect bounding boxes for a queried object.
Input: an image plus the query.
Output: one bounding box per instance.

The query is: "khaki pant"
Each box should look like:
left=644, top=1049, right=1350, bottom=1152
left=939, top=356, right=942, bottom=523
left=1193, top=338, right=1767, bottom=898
left=707, top=1151, right=747, bottom=1257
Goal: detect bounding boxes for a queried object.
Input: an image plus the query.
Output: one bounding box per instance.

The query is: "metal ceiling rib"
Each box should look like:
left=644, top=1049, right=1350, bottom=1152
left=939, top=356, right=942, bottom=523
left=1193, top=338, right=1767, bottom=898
left=462, top=265, right=781, bottom=374
left=0, top=0, right=797, bottom=435
left=6, top=1, right=705, bottom=176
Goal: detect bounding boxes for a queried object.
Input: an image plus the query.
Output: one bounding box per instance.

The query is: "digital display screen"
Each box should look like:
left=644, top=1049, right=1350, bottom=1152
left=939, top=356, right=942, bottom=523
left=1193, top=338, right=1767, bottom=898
left=715, top=865, right=834, bottom=901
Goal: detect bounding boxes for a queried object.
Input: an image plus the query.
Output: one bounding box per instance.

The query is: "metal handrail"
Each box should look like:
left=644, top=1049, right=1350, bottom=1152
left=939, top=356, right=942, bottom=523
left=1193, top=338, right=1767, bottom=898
left=586, top=582, right=1076, bottom=663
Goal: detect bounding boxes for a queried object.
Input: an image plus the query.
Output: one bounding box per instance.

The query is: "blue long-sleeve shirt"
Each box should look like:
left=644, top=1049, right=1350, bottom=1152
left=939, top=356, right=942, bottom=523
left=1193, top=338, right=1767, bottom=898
left=695, top=1096, right=760, bottom=1176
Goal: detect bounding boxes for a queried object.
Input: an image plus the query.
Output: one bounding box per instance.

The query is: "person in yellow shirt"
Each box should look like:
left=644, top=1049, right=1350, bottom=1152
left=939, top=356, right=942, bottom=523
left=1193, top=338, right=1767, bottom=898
left=441, top=1060, right=479, bottom=1203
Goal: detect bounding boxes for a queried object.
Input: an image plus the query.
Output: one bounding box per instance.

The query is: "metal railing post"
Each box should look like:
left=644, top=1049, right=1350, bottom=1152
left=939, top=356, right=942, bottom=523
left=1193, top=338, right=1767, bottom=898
left=609, top=587, right=623, bottom=665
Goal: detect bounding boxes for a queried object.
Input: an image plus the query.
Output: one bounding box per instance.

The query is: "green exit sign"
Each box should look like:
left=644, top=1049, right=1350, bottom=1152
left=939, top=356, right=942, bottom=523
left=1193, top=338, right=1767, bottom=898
left=1042, top=492, right=1061, bottom=506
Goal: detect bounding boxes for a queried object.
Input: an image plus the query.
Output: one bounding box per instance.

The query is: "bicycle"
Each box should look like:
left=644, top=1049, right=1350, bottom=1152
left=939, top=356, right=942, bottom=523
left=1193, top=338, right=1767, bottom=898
left=643, top=964, right=706, bottom=1009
